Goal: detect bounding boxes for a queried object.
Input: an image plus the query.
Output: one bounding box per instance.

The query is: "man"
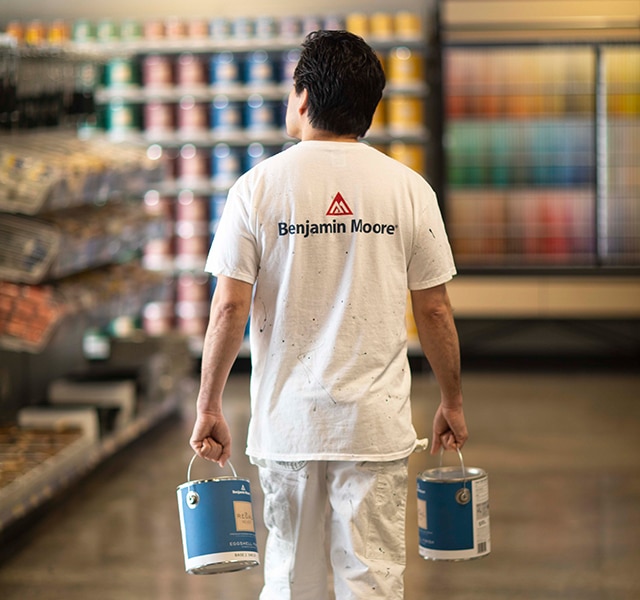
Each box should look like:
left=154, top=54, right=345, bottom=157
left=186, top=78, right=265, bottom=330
left=190, top=30, right=468, bottom=600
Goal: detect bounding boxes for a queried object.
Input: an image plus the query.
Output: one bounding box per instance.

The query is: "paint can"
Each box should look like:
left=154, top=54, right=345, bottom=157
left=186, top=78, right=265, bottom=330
left=210, top=52, right=241, bottom=87
left=211, top=143, right=242, bottom=188
left=245, top=94, right=279, bottom=132
left=177, top=455, right=260, bottom=574
left=417, top=448, right=490, bottom=561
left=245, top=51, right=276, bottom=86
left=211, top=95, right=244, bottom=134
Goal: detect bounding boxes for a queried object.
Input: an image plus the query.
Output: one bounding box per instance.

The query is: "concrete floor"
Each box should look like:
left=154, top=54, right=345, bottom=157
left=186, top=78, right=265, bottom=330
left=0, top=369, right=639, bottom=600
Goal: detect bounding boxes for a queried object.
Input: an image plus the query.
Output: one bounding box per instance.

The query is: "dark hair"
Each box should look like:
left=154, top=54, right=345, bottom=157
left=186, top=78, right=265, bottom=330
left=293, top=30, right=386, bottom=138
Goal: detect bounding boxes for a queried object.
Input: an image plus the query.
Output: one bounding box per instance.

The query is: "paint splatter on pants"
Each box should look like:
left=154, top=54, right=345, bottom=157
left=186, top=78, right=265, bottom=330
left=255, top=458, right=408, bottom=600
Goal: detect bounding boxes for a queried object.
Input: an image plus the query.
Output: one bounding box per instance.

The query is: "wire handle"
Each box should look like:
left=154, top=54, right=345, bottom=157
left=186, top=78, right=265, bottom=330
left=439, top=446, right=470, bottom=505
left=438, top=446, right=466, bottom=478
left=187, top=453, right=237, bottom=482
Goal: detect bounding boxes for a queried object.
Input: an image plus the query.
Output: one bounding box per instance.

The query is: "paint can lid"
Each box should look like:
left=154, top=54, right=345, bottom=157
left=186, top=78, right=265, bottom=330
left=418, top=465, right=486, bottom=482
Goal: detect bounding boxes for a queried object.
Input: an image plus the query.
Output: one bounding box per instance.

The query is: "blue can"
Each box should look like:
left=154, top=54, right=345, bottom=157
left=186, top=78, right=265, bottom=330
left=211, top=143, right=242, bottom=188
left=210, top=52, right=241, bottom=87
left=245, top=51, right=276, bottom=86
left=177, top=456, right=259, bottom=574
left=417, top=450, right=490, bottom=561
left=211, top=95, right=244, bottom=133
left=245, top=94, right=280, bottom=131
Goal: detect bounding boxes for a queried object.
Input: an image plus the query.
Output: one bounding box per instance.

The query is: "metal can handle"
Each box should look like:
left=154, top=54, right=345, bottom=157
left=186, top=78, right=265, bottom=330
left=187, top=453, right=238, bottom=482
left=439, top=446, right=470, bottom=505
left=438, top=446, right=466, bottom=478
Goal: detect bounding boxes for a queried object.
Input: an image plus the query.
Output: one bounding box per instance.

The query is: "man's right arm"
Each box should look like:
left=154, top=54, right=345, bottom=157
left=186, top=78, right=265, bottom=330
left=410, top=283, right=468, bottom=454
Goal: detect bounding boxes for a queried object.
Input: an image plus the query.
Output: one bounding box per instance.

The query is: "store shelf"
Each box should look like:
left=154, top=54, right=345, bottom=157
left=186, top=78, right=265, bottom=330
left=0, top=131, right=163, bottom=215
left=0, top=204, right=166, bottom=284
left=0, top=262, right=168, bottom=353
left=448, top=274, right=640, bottom=318
left=442, top=41, right=640, bottom=270
left=0, top=388, right=182, bottom=532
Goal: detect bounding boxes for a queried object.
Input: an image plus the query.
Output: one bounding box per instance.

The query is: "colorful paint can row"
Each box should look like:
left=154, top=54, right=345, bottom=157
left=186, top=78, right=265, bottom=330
left=102, top=96, right=286, bottom=138
left=345, top=11, right=423, bottom=42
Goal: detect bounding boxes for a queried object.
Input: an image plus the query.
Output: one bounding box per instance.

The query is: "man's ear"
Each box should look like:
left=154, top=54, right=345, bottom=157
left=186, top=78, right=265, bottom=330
left=298, top=88, right=309, bottom=116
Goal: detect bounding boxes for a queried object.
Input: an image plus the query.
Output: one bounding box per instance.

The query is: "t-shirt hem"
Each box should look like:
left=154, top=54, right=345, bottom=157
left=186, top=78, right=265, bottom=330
left=408, top=269, right=456, bottom=291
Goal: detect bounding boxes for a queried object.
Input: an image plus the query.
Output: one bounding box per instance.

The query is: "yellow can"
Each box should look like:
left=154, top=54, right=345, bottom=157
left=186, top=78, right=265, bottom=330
left=387, top=96, right=424, bottom=134
left=388, top=46, right=423, bottom=87
left=369, top=13, right=394, bottom=41
left=345, top=13, right=368, bottom=38
left=395, top=11, right=423, bottom=41
left=24, top=20, right=45, bottom=46
left=389, top=141, right=425, bottom=175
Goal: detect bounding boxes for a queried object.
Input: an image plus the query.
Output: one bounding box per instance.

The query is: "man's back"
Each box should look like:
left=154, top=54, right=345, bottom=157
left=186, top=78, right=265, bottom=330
left=208, top=140, right=456, bottom=460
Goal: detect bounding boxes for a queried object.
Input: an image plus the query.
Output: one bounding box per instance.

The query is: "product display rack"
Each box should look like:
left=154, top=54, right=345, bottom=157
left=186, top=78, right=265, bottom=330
left=441, top=26, right=639, bottom=271
left=439, top=7, right=639, bottom=360
left=57, top=10, right=439, bottom=342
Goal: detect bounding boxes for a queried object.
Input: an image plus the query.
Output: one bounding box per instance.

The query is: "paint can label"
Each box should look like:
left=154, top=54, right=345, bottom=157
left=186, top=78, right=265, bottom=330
left=417, top=469, right=491, bottom=561
left=177, top=478, right=259, bottom=574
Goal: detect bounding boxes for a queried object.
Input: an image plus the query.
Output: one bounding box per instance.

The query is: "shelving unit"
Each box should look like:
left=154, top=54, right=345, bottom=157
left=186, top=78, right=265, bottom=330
left=438, top=5, right=640, bottom=359
left=442, top=40, right=639, bottom=270
left=0, top=124, right=190, bottom=533
left=59, top=10, right=439, bottom=341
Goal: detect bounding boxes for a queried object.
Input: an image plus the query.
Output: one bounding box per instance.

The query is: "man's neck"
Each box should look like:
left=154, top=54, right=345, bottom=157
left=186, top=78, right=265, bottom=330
left=299, top=124, right=359, bottom=143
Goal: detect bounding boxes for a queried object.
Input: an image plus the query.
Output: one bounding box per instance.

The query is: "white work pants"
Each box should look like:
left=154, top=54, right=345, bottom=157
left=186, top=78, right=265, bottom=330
left=256, top=458, right=409, bottom=600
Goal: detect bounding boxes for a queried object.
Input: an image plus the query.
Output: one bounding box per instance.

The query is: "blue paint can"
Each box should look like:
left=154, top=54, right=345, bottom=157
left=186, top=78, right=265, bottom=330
left=417, top=448, right=490, bottom=561
left=245, top=51, right=276, bottom=86
left=177, top=455, right=260, bottom=574
left=210, top=52, right=241, bottom=87
left=245, top=94, right=280, bottom=131
left=211, top=95, right=243, bottom=133
left=211, top=143, right=242, bottom=188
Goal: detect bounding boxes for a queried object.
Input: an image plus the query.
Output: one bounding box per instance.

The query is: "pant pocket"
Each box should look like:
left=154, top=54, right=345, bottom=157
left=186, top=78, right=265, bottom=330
left=362, top=459, right=408, bottom=564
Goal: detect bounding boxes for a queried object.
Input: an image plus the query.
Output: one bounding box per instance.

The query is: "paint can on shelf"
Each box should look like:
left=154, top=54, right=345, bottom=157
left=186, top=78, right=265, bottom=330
left=103, top=58, right=137, bottom=88
left=245, top=51, right=276, bottom=86
left=388, top=46, right=423, bottom=87
left=395, top=11, right=423, bottom=42
left=143, top=102, right=174, bottom=139
left=177, top=53, right=207, bottom=88
left=417, top=448, right=490, bottom=561
left=177, top=455, right=260, bottom=574
left=387, top=96, right=424, bottom=135
left=211, top=95, right=244, bottom=134
left=142, top=55, right=174, bottom=88
left=104, top=100, right=139, bottom=137
left=245, top=94, right=279, bottom=131
left=211, top=143, right=242, bottom=188
left=177, top=96, right=208, bottom=137
left=210, top=52, right=241, bottom=87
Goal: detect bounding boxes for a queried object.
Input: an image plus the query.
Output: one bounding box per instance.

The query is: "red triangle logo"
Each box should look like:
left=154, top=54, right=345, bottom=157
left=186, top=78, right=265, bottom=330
left=326, top=192, right=353, bottom=216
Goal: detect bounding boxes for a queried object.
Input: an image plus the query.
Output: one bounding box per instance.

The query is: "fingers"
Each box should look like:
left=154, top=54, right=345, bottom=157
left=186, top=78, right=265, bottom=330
left=191, top=438, right=227, bottom=466
left=430, top=433, right=464, bottom=455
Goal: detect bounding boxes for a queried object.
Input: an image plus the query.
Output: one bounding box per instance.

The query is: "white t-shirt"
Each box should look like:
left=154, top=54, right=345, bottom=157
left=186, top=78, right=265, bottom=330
left=206, top=140, right=456, bottom=462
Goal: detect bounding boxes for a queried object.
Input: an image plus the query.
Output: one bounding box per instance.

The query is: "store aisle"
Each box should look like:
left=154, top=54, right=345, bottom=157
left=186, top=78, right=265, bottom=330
left=1, top=370, right=639, bottom=600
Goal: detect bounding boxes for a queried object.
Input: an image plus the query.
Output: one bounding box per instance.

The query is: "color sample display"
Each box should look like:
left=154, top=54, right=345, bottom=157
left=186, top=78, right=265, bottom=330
left=444, top=44, right=639, bottom=268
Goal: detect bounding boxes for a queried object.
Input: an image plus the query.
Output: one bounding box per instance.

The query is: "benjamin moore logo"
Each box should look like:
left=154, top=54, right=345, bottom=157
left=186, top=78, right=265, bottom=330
left=278, top=191, right=396, bottom=237
left=326, top=192, right=353, bottom=216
